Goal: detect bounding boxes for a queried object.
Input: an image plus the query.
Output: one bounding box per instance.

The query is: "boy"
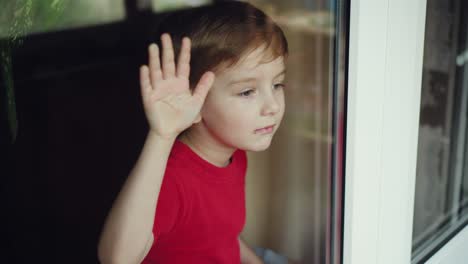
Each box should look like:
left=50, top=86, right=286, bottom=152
left=98, top=2, right=291, bottom=263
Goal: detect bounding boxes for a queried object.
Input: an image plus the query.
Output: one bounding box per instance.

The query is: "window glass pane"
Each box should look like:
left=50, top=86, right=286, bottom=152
left=151, top=0, right=212, bottom=12
left=412, top=0, right=468, bottom=262
left=0, top=0, right=125, bottom=37
left=2, top=0, right=348, bottom=263
left=232, top=1, right=347, bottom=264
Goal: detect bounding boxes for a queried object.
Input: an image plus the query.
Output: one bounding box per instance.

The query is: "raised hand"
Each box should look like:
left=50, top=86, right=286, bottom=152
left=139, top=33, right=215, bottom=140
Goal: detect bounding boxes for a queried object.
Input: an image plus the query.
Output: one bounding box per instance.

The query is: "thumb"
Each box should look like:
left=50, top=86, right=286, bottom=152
left=194, top=113, right=202, bottom=123
left=193, top=71, right=215, bottom=103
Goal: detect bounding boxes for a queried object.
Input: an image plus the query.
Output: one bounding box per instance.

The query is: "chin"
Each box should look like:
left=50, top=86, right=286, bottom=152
left=244, top=137, right=274, bottom=152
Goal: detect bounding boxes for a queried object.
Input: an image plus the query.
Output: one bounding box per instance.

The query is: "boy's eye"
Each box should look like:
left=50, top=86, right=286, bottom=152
left=274, top=83, right=285, bottom=89
left=238, top=84, right=285, bottom=97
left=239, top=89, right=255, bottom=97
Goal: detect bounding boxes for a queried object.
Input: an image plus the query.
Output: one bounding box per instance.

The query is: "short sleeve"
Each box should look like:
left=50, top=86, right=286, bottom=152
left=153, top=171, right=183, bottom=239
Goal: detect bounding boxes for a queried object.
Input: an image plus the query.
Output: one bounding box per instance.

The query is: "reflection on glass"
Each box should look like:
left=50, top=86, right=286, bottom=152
left=151, top=0, right=211, bottom=12
left=412, top=0, right=468, bottom=262
left=1, top=0, right=347, bottom=263
left=0, top=0, right=125, bottom=37
left=237, top=1, right=346, bottom=264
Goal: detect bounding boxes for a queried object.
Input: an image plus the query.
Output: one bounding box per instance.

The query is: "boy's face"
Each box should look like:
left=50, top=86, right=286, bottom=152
left=198, top=46, right=286, bottom=151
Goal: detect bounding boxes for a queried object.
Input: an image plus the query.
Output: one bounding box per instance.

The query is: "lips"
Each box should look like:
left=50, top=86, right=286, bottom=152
left=255, top=124, right=275, bottom=133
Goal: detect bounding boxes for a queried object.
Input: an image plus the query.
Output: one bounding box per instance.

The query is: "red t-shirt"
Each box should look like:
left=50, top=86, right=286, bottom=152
left=141, top=139, right=247, bottom=264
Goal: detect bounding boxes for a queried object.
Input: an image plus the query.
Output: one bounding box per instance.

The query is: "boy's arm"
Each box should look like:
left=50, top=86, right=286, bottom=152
left=239, top=236, right=265, bottom=264
left=97, top=133, right=175, bottom=263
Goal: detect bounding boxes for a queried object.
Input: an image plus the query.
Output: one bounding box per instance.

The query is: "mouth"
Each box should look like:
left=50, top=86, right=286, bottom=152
left=255, top=124, right=276, bottom=134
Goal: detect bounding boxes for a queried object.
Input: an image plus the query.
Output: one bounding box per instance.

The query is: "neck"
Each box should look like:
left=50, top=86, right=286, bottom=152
left=178, top=130, right=235, bottom=168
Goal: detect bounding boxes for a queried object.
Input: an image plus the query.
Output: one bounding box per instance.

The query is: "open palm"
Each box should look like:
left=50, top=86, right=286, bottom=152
left=139, top=33, right=215, bottom=140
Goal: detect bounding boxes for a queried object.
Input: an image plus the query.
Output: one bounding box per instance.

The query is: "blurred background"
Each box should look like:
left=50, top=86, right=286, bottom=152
left=0, top=0, right=347, bottom=263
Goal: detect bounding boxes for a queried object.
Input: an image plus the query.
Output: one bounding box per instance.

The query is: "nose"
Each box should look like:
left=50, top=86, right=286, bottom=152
left=261, top=92, right=281, bottom=116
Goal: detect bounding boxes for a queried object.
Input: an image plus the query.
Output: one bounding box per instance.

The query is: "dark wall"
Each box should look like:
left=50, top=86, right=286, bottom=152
left=2, top=10, right=168, bottom=264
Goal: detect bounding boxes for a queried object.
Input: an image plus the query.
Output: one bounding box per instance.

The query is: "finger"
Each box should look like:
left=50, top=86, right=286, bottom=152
left=161, top=33, right=176, bottom=79
left=140, top=65, right=152, bottom=100
left=148, top=43, right=163, bottom=86
left=177, top=37, right=191, bottom=79
left=193, top=71, right=215, bottom=103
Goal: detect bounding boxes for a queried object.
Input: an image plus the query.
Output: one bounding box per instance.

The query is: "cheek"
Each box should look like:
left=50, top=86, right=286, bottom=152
left=280, top=94, right=286, bottom=117
left=202, top=99, right=255, bottom=133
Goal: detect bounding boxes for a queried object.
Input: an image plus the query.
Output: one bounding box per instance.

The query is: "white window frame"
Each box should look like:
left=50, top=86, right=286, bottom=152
left=343, top=0, right=468, bottom=263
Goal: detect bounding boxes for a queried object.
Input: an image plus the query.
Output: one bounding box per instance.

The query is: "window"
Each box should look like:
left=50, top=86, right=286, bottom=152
left=2, top=0, right=348, bottom=263
left=412, top=0, right=468, bottom=262
left=233, top=1, right=347, bottom=264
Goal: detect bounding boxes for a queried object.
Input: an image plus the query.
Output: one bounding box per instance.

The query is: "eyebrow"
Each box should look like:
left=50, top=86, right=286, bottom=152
left=228, top=68, right=287, bottom=86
